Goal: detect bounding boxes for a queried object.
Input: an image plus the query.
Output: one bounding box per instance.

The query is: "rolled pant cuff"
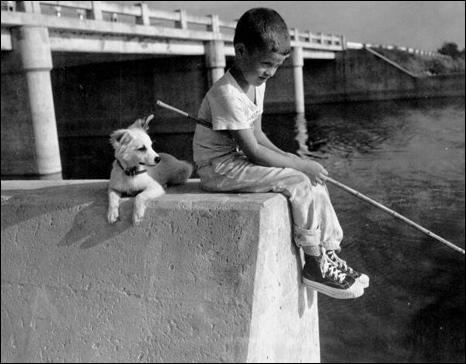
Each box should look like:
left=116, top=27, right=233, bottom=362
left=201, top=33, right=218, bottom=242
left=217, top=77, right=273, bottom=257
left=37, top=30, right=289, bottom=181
left=293, top=225, right=321, bottom=248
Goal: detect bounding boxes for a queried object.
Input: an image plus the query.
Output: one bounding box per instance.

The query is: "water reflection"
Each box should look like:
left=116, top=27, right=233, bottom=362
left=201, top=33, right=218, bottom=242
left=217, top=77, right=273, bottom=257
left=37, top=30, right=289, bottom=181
left=293, top=112, right=325, bottom=160
left=299, top=101, right=416, bottom=157
left=294, top=113, right=309, bottom=157
left=265, top=100, right=421, bottom=161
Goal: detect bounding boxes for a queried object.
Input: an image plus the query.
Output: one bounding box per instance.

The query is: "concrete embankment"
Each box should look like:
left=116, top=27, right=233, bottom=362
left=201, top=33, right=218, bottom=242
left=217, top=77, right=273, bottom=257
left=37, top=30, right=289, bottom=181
left=1, top=180, right=319, bottom=363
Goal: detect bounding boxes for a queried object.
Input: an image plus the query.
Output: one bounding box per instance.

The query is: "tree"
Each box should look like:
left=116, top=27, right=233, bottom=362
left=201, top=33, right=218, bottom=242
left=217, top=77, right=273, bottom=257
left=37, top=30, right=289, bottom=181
left=438, top=42, right=462, bottom=59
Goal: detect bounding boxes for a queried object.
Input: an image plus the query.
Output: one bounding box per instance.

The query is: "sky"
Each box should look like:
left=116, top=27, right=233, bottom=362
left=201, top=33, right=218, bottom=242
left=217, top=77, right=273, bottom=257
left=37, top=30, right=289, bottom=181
left=123, top=1, right=465, bottom=52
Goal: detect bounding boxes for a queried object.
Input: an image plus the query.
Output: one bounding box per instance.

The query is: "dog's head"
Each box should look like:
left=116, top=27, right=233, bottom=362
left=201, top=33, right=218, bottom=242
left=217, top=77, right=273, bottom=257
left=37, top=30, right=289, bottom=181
left=110, top=115, right=161, bottom=167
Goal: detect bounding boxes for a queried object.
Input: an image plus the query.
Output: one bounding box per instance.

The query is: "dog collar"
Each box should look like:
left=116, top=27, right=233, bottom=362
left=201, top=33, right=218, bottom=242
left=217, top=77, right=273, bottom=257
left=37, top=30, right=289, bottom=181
left=116, top=160, right=147, bottom=177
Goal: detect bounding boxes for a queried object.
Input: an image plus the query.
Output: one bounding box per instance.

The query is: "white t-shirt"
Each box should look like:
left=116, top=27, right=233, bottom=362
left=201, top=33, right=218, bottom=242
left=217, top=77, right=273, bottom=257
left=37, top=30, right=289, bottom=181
left=193, top=70, right=265, bottom=165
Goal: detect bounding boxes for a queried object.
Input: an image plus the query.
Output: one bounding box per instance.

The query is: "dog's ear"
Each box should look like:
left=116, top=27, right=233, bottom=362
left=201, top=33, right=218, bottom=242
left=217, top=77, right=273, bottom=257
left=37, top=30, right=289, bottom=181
left=110, top=129, right=133, bottom=148
left=129, top=114, right=153, bottom=131
left=141, top=114, right=154, bottom=131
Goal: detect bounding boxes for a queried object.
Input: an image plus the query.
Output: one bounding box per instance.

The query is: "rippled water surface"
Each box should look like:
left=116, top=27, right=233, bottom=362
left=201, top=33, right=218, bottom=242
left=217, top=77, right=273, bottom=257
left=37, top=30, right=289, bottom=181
left=263, top=97, right=465, bottom=363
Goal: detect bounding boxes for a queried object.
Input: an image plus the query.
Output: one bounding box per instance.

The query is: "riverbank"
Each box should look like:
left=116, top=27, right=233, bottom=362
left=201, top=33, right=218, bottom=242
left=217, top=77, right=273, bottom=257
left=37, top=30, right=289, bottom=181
left=264, top=48, right=465, bottom=110
left=370, top=46, right=465, bottom=76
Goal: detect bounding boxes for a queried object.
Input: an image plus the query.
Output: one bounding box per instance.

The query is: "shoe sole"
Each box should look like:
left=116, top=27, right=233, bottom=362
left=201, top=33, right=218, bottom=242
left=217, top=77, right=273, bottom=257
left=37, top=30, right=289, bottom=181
left=302, top=277, right=364, bottom=299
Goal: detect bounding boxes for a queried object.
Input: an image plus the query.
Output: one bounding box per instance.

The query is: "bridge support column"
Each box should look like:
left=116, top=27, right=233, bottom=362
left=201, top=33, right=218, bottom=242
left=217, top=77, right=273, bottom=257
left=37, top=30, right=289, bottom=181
left=292, top=46, right=305, bottom=114
left=12, top=26, right=62, bottom=179
left=204, top=40, right=226, bottom=87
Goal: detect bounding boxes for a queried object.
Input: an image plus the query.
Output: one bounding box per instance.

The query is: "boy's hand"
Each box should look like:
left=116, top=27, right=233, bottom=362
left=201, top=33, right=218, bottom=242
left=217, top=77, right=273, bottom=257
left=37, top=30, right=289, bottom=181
left=301, top=160, right=328, bottom=186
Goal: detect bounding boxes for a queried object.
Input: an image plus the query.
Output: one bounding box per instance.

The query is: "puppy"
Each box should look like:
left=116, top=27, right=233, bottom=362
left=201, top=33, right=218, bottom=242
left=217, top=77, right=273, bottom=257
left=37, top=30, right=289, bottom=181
left=107, top=115, right=193, bottom=225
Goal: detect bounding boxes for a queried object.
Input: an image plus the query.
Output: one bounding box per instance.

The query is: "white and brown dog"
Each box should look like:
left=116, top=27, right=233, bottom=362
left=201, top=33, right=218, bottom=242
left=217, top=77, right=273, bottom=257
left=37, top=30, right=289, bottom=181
left=107, top=115, right=193, bottom=225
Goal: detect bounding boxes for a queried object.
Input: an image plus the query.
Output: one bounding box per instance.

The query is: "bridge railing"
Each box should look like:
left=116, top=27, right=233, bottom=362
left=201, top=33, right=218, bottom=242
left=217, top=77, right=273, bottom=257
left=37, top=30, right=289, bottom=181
left=291, top=28, right=345, bottom=50
left=1, top=0, right=345, bottom=50
left=347, top=41, right=447, bottom=59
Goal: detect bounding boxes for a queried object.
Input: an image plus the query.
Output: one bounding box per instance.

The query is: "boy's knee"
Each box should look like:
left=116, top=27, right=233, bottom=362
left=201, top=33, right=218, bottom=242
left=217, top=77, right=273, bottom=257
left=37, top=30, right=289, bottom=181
left=290, top=171, right=330, bottom=198
left=295, top=172, right=328, bottom=194
left=280, top=169, right=313, bottom=194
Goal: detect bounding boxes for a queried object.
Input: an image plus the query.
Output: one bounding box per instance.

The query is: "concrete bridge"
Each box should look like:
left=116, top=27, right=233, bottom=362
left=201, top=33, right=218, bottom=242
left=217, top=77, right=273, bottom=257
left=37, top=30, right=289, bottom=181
left=1, top=0, right=346, bottom=179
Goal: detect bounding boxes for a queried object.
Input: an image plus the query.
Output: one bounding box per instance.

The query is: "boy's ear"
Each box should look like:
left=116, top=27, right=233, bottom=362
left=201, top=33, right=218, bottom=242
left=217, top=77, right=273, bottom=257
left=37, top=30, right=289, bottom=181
left=234, top=42, right=246, bottom=57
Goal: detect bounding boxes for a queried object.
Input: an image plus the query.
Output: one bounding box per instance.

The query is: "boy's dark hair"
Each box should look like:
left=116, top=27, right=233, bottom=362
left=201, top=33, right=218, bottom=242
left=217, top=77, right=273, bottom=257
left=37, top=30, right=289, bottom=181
left=234, top=8, right=291, bottom=55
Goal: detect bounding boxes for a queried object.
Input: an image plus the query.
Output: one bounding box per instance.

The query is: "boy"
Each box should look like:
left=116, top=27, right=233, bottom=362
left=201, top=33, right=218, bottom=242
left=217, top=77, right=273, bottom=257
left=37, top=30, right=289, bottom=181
left=193, top=8, right=369, bottom=299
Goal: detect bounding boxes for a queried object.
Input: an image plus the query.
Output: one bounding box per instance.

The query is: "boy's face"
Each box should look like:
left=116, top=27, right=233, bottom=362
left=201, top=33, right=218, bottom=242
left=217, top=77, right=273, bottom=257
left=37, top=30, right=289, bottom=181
left=235, top=43, right=288, bottom=87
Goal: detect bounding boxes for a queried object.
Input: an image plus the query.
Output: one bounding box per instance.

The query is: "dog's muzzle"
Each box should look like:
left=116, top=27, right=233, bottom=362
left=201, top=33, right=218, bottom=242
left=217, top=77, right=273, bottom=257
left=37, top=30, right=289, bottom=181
left=139, top=155, right=161, bottom=167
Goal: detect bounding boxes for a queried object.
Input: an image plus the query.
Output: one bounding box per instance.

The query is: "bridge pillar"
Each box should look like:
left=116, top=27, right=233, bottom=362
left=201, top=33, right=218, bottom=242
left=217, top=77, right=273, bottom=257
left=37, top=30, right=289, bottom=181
left=204, top=40, right=226, bottom=86
left=12, top=26, right=62, bottom=179
left=292, top=46, right=305, bottom=114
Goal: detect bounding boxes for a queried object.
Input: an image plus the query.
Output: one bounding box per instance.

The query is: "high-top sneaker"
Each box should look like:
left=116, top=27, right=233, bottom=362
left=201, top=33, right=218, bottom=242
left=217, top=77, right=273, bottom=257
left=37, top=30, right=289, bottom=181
left=302, top=248, right=364, bottom=299
left=326, top=250, right=370, bottom=288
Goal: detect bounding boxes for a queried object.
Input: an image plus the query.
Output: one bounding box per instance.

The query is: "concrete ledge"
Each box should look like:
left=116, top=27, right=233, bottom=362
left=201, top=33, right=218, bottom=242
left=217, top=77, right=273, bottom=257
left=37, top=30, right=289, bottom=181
left=1, top=180, right=319, bottom=363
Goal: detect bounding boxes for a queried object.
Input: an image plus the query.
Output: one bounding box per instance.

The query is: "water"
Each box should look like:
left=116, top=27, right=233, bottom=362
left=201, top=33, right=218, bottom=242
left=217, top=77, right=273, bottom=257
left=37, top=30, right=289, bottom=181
left=263, top=97, right=465, bottom=363
left=60, top=97, right=465, bottom=362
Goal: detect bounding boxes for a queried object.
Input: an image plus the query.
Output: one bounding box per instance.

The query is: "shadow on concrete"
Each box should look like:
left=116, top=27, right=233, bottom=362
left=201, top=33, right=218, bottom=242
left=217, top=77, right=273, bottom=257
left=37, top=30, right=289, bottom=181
left=57, top=198, right=133, bottom=249
left=1, top=182, right=135, bottom=249
left=293, top=246, right=317, bottom=317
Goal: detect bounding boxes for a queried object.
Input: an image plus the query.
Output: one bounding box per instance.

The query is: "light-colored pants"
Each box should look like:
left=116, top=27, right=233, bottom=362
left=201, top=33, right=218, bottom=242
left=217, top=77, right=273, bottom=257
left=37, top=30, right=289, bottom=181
left=197, top=153, right=343, bottom=250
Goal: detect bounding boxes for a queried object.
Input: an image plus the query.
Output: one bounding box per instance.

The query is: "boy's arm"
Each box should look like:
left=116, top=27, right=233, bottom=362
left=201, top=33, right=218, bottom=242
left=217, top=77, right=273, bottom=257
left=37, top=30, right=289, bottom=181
left=253, top=115, right=286, bottom=155
left=230, top=128, right=328, bottom=185
left=253, top=115, right=301, bottom=159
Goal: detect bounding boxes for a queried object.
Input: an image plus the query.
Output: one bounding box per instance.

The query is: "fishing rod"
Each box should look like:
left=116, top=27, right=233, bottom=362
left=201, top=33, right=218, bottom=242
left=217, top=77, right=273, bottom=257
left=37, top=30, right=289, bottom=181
left=156, top=100, right=465, bottom=256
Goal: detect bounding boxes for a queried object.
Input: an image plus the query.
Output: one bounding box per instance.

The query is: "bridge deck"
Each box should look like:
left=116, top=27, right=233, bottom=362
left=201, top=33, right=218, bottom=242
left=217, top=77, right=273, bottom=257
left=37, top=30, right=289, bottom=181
left=1, top=1, right=344, bottom=59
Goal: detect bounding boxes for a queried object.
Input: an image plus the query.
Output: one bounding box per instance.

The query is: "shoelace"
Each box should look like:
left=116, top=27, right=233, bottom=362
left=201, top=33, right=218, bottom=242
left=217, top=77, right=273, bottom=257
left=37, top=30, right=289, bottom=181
left=319, top=248, right=347, bottom=283
left=327, top=251, right=354, bottom=274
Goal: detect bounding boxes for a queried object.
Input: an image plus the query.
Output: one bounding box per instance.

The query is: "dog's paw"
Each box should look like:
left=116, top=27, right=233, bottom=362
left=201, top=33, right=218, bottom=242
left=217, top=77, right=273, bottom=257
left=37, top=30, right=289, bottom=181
left=132, top=211, right=144, bottom=225
left=107, top=209, right=119, bottom=224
